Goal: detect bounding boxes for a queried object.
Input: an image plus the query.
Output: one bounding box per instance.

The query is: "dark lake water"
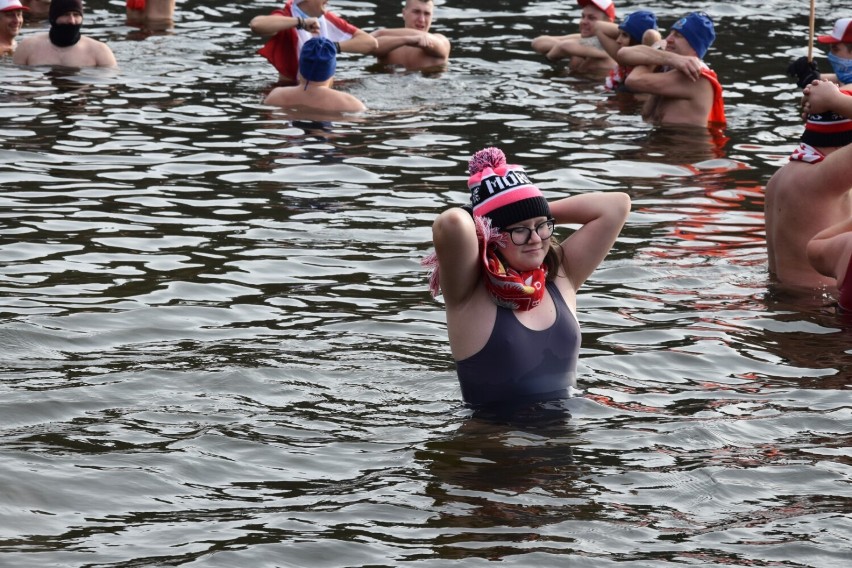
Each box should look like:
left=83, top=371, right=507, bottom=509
left=1, top=1, right=850, bottom=566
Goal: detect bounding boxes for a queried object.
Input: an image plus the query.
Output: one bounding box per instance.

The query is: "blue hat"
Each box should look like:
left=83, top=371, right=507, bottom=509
left=671, top=12, right=715, bottom=58
left=618, top=11, right=657, bottom=45
left=299, top=37, right=337, bottom=83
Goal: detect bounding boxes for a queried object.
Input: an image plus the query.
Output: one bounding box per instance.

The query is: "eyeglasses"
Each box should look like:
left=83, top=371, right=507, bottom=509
left=503, top=218, right=555, bottom=246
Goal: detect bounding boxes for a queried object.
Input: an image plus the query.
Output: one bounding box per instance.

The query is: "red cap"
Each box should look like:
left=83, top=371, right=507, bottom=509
left=817, top=18, right=852, bottom=44
left=577, top=0, right=616, bottom=22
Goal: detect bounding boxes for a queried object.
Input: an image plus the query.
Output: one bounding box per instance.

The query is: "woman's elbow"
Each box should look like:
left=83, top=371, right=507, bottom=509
left=433, top=208, right=471, bottom=241
left=613, top=192, right=631, bottom=219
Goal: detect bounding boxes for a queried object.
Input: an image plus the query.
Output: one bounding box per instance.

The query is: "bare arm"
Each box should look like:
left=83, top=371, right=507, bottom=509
left=532, top=33, right=581, bottom=55
left=339, top=29, right=378, bottom=55
left=625, top=64, right=706, bottom=99
left=11, top=38, right=32, bottom=65
left=95, top=42, right=118, bottom=68
left=550, top=192, right=631, bottom=291
left=548, top=38, right=609, bottom=61
left=807, top=217, right=852, bottom=282
left=594, top=21, right=621, bottom=61
left=371, top=29, right=449, bottom=59
left=617, top=44, right=702, bottom=81
left=421, top=32, right=451, bottom=59
left=432, top=208, right=482, bottom=307
left=250, top=14, right=320, bottom=37
left=370, top=28, right=421, bottom=57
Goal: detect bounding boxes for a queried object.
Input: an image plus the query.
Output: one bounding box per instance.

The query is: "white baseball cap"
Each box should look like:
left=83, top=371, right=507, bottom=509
left=0, top=0, right=29, bottom=12
left=817, top=18, right=852, bottom=44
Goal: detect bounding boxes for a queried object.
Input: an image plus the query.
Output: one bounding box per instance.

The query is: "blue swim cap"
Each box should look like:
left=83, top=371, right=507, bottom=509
left=618, top=11, right=657, bottom=45
left=299, top=37, right=337, bottom=83
left=671, top=12, right=715, bottom=58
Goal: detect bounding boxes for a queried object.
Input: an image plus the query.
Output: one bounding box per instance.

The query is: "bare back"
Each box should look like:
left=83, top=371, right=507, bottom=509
left=765, top=149, right=852, bottom=288
left=12, top=32, right=116, bottom=67
left=264, top=84, right=366, bottom=114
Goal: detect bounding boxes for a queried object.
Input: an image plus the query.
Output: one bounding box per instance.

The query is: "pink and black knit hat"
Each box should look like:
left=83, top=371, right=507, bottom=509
left=467, top=147, right=551, bottom=229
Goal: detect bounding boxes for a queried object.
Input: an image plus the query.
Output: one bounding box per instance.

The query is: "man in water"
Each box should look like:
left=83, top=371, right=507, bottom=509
left=126, top=0, right=175, bottom=26
left=804, top=81, right=852, bottom=312
left=13, top=0, right=117, bottom=67
left=264, top=36, right=366, bottom=114
left=1, top=0, right=27, bottom=56
left=765, top=20, right=852, bottom=307
left=251, top=0, right=377, bottom=85
left=370, top=0, right=450, bottom=71
left=615, top=11, right=725, bottom=128
left=531, top=0, right=617, bottom=76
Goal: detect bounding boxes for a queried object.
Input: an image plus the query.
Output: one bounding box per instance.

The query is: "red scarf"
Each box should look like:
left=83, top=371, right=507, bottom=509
left=422, top=215, right=547, bottom=311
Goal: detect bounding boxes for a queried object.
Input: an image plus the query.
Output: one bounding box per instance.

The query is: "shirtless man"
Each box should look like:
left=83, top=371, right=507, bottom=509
left=12, top=0, right=117, bottom=67
left=126, top=0, right=175, bottom=25
left=264, top=36, right=366, bottom=114
left=765, top=22, right=852, bottom=307
left=616, top=11, right=725, bottom=128
left=531, top=0, right=616, bottom=76
left=1, top=0, right=26, bottom=56
left=251, top=0, right=377, bottom=85
left=370, top=0, right=450, bottom=71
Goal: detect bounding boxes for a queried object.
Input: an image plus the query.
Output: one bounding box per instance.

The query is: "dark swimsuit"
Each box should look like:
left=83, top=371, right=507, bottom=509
left=455, top=281, right=581, bottom=407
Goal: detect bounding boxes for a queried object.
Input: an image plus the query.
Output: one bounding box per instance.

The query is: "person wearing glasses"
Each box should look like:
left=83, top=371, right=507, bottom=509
left=423, top=147, right=630, bottom=408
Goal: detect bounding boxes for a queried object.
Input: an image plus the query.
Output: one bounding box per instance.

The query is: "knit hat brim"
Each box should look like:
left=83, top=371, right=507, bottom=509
left=483, top=196, right=552, bottom=230
left=469, top=161, right=552, bottom=229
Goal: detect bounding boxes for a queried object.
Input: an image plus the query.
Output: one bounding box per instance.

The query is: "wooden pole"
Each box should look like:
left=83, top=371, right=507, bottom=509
left=808, top=0, right=816, bottom=61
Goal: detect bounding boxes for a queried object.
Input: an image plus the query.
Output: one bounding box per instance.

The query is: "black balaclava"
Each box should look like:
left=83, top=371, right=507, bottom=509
left=49, top=0, right=84, bottom=47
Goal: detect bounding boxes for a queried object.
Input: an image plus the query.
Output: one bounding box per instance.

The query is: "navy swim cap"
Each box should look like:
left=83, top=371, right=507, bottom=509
left=619, top=11, right=657, bottom=45
left=299, top=37, right=337, bottom=83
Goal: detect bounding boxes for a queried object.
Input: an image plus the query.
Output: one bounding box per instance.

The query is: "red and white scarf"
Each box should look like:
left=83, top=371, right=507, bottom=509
left=789, top=142, right=826, bottom=164
left=422, top=215, right=547, bottom=311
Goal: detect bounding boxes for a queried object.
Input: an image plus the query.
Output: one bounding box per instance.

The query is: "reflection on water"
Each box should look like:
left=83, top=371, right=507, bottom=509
left=1, top=0, right=850, bottom=566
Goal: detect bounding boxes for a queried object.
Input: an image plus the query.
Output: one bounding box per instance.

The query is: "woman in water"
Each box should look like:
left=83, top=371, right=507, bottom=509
left=424, top=147, right=630, bottom=407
